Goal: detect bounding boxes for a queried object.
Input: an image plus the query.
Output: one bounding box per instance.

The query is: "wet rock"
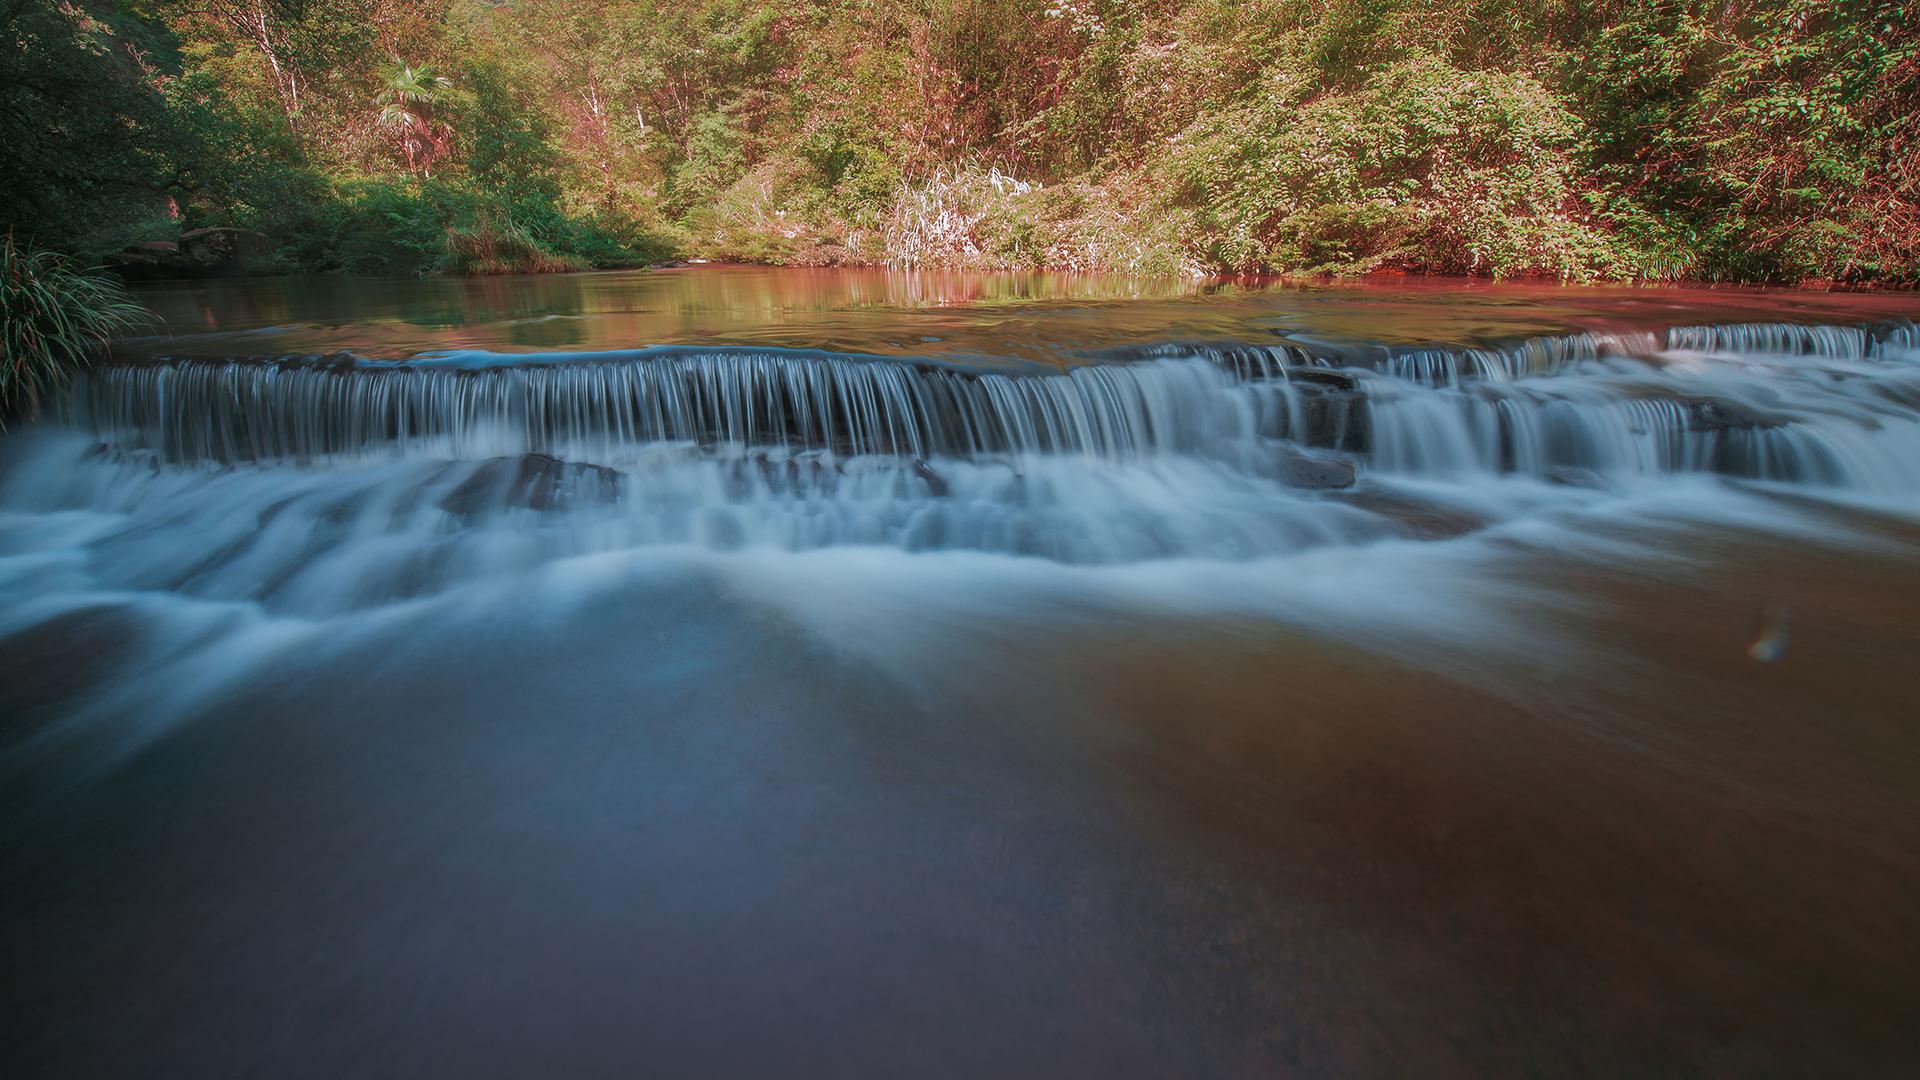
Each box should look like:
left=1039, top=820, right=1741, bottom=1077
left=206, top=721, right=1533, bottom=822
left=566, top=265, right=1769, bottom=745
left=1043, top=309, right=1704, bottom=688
left=102, top=251, right=168, bottom=275
left=913, top=458, right=950, bottom=497
left=720, top=453, right=845, bottom=496
left=1287, top=368, right=1358, bottom=391
left=437, top=453, right=620, bottom=520
left=1278, top=449, right=1356, bottom=489
left=178, top=227, right=271, bottom=266
left=1289, top=386, right=1370, bottom=453
left=1544, top=466, right=1606, bottom=489
left=1683, top=398, right=1791, bottom=432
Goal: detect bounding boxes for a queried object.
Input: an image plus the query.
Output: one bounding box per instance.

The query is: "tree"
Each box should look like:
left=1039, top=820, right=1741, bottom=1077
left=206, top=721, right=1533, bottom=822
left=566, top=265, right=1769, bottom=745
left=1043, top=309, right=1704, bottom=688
left=376, top=62, right=453, bottom=177
left=197, top=0, right=304, bottom=134
left=0, top=0, right=183, bottom=250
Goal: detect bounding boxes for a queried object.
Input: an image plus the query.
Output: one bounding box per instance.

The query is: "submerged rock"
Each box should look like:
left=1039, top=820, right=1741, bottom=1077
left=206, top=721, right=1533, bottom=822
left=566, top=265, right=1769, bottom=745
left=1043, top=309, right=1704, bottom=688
left=1331, top=490, right=1489, bottom=540
left=1682, top=397, right=1792, bottom=432
left=1544, top=466, right=1606, bottom=489
left=437, top=453, right=620, bottom=520
left=1278, top=449, right=1356, bottom=489
left=0, top=604, right=144, bottom=740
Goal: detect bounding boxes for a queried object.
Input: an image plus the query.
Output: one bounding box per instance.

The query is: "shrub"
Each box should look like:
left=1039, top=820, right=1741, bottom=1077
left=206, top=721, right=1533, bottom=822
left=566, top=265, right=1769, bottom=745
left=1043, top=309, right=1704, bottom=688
left=260, top=179, right=467, bottom=275
left=1162, top=51, right=1668, bottom=279
left=256, top=179, right=670, bottom=276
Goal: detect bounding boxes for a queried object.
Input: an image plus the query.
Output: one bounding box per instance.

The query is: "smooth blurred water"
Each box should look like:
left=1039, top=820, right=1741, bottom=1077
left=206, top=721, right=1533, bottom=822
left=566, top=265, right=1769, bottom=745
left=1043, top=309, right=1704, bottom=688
left=4, top=269, right=1919, bottom=1077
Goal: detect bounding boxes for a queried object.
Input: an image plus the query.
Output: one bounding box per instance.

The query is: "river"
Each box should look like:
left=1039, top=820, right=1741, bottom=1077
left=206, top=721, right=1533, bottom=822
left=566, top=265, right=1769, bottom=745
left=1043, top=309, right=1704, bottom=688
left=3, top=267, right=1918, bottom=1076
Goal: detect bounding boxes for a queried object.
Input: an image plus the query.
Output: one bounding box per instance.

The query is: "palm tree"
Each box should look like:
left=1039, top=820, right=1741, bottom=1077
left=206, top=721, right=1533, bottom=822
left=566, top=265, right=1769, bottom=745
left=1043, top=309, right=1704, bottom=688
left=377, top=62, right=453, bottom=177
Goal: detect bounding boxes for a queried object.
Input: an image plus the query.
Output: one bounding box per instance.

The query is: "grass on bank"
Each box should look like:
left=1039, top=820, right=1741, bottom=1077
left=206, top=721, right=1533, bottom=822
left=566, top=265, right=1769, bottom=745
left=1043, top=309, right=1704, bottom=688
left=1, top=234, right=149, bottom=423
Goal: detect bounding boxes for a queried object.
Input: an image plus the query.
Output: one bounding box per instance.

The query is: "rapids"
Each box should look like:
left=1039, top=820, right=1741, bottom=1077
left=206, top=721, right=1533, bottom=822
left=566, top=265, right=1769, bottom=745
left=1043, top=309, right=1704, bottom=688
left=14, top=315, right=1915, bottom=605
left=4, top=270, right=1919, bottom=1077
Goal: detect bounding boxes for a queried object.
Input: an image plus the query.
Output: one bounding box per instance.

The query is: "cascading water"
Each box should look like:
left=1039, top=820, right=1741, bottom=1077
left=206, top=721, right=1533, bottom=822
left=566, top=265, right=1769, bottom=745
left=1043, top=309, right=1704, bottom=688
left=8, top=276, right=1920, bottom=1078
left=2, top=317, right=1913, bottom=621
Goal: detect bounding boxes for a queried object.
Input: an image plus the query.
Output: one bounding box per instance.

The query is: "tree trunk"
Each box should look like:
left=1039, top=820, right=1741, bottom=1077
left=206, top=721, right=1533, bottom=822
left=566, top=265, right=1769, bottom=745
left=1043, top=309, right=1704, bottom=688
left=209, top=1, right=302, bottom=139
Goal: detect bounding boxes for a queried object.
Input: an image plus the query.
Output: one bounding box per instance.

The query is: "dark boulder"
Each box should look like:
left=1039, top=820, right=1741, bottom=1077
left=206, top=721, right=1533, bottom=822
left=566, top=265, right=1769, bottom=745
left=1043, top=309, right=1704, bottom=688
left=106, top=227, right=271, bottom=279
left=178, top=227, right=271, bottom=266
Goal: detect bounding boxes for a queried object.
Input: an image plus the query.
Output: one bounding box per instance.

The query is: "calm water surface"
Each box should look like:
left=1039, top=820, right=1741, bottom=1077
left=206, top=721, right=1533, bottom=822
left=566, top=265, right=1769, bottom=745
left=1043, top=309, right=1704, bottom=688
left=3, top=268, right=1919, bottom=1077
left=120, top=264, right=1920, bottom=359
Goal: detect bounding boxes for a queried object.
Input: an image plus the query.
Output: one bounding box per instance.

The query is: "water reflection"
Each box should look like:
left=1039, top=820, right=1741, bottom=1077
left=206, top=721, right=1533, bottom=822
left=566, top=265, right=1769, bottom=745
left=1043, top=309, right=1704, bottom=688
left=121, top=265, right=1920, bottom=365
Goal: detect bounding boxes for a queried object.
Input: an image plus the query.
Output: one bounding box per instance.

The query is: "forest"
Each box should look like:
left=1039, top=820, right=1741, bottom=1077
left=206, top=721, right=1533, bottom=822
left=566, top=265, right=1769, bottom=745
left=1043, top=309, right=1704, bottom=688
left=3, top=0, right=1917, bottom=283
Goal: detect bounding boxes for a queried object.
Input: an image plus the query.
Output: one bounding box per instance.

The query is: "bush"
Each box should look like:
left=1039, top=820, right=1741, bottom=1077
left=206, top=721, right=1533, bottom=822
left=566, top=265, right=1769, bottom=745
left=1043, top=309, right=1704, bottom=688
left=1161, top=51, right=1666, bottom=279
left=258, top=179, right=465, bottom=275
left=1, top=235, right=149, bottom=422
left=256, top=179, right=672, bottom=276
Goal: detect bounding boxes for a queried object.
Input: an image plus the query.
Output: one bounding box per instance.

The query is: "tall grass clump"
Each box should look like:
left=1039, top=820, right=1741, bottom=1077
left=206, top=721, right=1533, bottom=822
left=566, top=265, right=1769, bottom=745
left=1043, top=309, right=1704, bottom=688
left=882, top=167, right=1040, bottom=270
left=2, top=235, right=148, bottom=422
left=442, top=219, right=592, bottom=275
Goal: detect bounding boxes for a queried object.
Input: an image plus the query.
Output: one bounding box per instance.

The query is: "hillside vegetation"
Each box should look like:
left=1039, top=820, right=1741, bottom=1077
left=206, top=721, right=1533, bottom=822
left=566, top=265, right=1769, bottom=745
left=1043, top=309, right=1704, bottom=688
left=3, top=0, right=1915, bottom=282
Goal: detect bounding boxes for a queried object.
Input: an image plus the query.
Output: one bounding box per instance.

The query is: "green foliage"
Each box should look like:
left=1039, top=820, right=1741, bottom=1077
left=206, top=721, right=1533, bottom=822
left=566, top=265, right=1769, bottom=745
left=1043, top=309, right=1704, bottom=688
left=670, top=110, right=751, bottom=209
left=460, top=61, right=560, bottom=200
left=0, top=0, right=181, bottom=252
left=262, top=179, right=462, bottom=275
left=261, top=179, right=667, bottom=276
left=5, top=0, right=1915, bottom=283
left=1567, top=0, right=1918, bottom=283
left=442, top=219, right=589, bottom=275
left=375, top=63, right=456, bottom=177
left=1165, top=52, right=1658, bottom=278
left=0, top=235, right=149, bottom=420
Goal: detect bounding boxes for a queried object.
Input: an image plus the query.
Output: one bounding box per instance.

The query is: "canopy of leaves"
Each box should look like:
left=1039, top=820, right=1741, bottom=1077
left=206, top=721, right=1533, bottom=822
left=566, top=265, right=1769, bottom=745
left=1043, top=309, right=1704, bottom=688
left=2, top=0, right=1914, bottom=283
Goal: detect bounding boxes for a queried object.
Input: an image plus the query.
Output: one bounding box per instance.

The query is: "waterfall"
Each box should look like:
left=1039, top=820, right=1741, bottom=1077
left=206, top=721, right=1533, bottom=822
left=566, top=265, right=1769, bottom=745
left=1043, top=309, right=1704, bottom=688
left=1665, top=321, right=1881, bottom=358
left=3, top=316, right=1917, bottom=616
left=64, top=319, right=1920, bottom=490
left=71, top=351, right=1280, bottom=464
